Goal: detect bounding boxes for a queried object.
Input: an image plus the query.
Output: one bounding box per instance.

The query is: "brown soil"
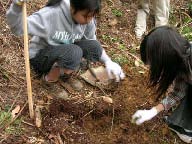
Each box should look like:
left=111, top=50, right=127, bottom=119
left=0, top=0, right=190, bottom=143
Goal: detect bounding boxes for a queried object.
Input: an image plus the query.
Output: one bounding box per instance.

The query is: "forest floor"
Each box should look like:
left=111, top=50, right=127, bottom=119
left=0, top=0, right=192, bottom=143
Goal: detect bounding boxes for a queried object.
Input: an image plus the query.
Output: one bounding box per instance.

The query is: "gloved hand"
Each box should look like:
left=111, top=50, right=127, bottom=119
left=131, top=107, right=158, bottom=125
left=105, top=60, right=125, bottom=82
left=13, top=0, right=28, bottom=6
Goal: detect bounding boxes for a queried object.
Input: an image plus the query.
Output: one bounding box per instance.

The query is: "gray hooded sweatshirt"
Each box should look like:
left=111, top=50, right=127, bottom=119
left=6, top=0, right=97, bottom=58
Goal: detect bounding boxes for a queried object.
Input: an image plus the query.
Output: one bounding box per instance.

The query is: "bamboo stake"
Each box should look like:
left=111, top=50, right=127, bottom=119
left=22, top=2, right=34, bottom=118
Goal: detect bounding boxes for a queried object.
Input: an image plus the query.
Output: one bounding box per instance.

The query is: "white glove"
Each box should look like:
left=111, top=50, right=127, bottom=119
left=105, top=60, right=125, bottom=82
left=100, top=50, right=125, bottom=82
left=132, top=107, right=158, bottom=125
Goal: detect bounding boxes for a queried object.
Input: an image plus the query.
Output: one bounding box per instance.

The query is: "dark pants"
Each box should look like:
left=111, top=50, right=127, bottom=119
left=30, top=40, right=102, bottom=77
left=166, top=84, right=192, bottom=136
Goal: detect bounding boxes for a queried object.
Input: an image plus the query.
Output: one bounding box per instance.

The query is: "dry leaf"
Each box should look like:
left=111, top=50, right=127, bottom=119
left=138, top=71, right=145, bottom=74
left=134, top=60, right=140, bottom=67
left=102, top=96, right=113, bottom=104
left=162, top=127, right=169, bottom=136
left=109, top=19, right=118, bottom=26
left=11, top=105, right=20, bottom=119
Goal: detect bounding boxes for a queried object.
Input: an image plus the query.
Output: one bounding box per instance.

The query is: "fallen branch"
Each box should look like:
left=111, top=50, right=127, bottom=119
left=22, top=120, right=35, bottom=127
left=110, top=106, right=115, bottom=134
left=124, top=51, right=148, bottom=70
left=57, top=133, right=64, bottom=144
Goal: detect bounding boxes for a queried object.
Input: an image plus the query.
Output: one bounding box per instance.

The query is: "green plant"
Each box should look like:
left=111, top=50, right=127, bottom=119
left=101, top=34, right=120, bottom=43
left=188, top=2, right=192, bottom=12
left=118, top=44, right=126, bottom=50
left=179, top=17, right=192, bottom=41
left=5, top=119, right=23, bottom=135
left=101, top=34, right=111, bottom=41
left=111, top=9, right=123, bottom=17
left=112, top=54, right=128, bottom=65
left=0, top=108, right=23, bottom=136
left=0, top=111, right=12, bottom=125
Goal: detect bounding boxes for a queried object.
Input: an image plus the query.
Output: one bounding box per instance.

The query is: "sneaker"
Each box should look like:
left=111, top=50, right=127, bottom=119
left=135, top=28, right=145, bottom=40
left=55, top=88, right=69, bottom=100
left=169, top=124, right=192, bottom=143
left=41, top=75, right=69, bottom=100
left=61, top=74, right=83, bottom=91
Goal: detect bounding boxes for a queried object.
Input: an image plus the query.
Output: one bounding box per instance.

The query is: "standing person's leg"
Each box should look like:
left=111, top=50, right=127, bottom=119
left=153, top=0, right=170, bottom=27
left=135, top=0, right=150, bottom=39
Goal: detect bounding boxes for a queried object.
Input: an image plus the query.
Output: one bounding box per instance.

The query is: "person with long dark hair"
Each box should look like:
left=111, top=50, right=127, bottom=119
left=132, top=26, right=192, bottom=143
left=6, top=0, right=125, bottom=97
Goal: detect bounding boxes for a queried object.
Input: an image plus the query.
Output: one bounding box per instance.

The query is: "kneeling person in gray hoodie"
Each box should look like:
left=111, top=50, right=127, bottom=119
left=6, top=0, right=125, bottom=92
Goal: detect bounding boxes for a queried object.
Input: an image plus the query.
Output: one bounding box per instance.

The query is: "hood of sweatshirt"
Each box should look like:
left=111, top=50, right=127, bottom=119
left=60, top=0, right=74, bottom=25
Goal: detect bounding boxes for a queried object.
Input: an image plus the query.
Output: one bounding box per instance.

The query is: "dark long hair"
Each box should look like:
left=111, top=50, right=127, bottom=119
left=140, top=26, right=191, bottom=98
left=46, top=0, right=62, bottom=6
left=46, top=0, right=101, bottom=16
left=70, top=0, right=101, bottom=15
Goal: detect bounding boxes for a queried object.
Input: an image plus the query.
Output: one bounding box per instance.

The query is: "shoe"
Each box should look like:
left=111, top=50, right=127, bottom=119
left=55, top=88, right=69, bottom=100
left=67, top=78, right=83, bottom=91
left=41, top=75, right=69, bottom=100
left=169, top=124, right=192, bottom=143
left=61, top=74, right=83, bottom=91
left=42, top=74, right=58, bottom=84
left=49, top=85, right=69, bottom=100
left=135, top=28, right=145, bottom=40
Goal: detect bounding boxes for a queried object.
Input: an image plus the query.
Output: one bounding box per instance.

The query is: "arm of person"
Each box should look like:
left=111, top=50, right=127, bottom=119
left=6, top=0, right=49, bottom=38
left=132, top=77, right=187, bottom=125
left=100, top=49, right=125, bottom=82
left=83, top=19, right=125, bottom=82
left=160, top=77, right=187, bottom=111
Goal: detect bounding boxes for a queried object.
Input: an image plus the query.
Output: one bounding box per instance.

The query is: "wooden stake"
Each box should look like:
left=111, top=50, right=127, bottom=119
left=22, top=2, right=34, bottom=118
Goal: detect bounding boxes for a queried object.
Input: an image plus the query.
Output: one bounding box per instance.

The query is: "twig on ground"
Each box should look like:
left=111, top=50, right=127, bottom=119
left=57, top=133, right=64, bottom=144
left=0, top=134, right=9, bottom=144
left=139, top=101, right=148, bottom=107
left=0, top=0, right=6, bottom=12
left=22, top=120, right=35, bottom=127
left=73, top=97, right=94, bottom=104
left=80, top=109, right=95, bottom=120
left=110, top=106, right=115, bottom=134
left=8, top=88, right=22, bottom=113
left=124, top=51, right=148, bottom=70
left=149, top=124, right=157, bottom=133
left=5, top=0, right=11, bottom=9
left=96, top=84, right=108, bottom=95
left=0, top=94, right=4, bottom=102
